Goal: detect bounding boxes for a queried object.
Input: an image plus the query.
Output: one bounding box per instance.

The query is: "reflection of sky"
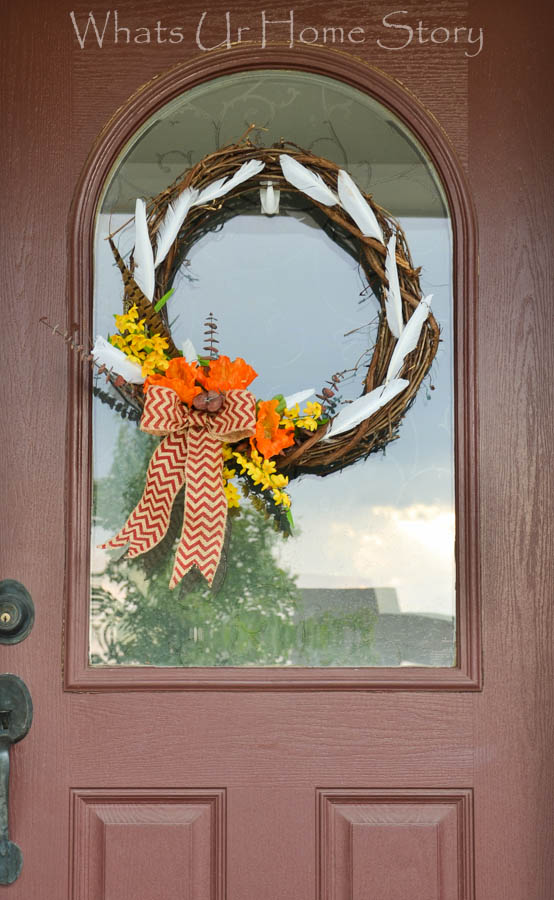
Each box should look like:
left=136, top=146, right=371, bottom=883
left=168, top=213, right=371, bottom=403
left=93, top=211, right=454, bottom=617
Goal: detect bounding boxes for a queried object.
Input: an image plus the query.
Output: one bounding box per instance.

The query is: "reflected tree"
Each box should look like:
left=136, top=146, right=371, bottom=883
left=91, top=419, right=377, bottom=666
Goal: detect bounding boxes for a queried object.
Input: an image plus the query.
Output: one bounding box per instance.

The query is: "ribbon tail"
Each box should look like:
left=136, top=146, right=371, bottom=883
left=100, top=434, right=187, bottom=559
left=170, top=429, right=228, bottom=589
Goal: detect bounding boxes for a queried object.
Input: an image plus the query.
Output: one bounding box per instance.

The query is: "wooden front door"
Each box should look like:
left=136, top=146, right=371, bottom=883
left=2, top=1, right=552, bottom=897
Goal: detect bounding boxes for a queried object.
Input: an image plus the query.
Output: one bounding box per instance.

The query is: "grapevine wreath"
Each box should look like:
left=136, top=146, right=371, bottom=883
left=88, top=134, right=439, bottom=589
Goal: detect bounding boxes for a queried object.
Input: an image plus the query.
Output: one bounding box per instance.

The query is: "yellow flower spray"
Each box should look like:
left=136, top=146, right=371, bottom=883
left=221, top=444, right=292, bottom=511
left=109, top=304, right=171, bottom=377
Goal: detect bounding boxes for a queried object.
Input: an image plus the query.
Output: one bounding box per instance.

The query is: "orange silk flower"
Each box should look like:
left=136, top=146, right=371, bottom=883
left=252, top=398, right=296, bottom=459
left=196, top=355, right=258, bottom=392
left=144, top=357, right=202, bottom=406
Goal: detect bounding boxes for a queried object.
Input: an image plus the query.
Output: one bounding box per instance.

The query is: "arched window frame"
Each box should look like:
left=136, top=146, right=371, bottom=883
left=65, top=48, right=480, bottom=691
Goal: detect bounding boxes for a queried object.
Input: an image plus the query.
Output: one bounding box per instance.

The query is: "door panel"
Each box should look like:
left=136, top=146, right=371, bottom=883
left=318, top=789, right=473, bottom=900
left=2, top=1, right=553, bottom=898
left=71, top=789, right=225, bottom=900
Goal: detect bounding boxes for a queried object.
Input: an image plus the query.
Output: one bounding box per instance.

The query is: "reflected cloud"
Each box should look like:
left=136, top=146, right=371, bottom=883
left=274, top=502, right=455, bottom=617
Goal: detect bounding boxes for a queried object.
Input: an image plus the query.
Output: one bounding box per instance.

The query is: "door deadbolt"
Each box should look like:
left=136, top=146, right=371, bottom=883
left=0, top=581, right=34, bottom=644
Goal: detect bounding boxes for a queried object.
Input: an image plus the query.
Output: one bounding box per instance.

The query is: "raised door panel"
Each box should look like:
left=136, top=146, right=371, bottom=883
left=70, top=789, right=225, bottom=900
left=318, top=789, right=473, bottom=900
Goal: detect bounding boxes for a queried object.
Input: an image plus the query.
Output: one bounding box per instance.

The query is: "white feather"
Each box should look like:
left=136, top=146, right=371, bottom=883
left=222, top=158, right=264, bottom=191
left=384, top=233, right=404, bottom=339
left=154, top=187, right=199, bottom=268
left=386, top=295, right=433, bottom=383
left=192, top=176, right=227, bottom=206
left=284, top=389, right=315, bottom=408
left=324, top=379, right=409, bottom=439
left=279, top=154, right=338, bottom=206
left=337, top=170, right=383, bottom=243
left=132, top=199, right=155, bottom=301
left=182, top=338, right=198, bottom=363
left=193, top=159, right=265, bottom=206
left=92, top=336, right=145, bottom=384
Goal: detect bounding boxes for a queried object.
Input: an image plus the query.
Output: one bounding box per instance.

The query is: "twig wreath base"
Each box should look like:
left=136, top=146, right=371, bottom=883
left=107, top=133, right=439, bottom=479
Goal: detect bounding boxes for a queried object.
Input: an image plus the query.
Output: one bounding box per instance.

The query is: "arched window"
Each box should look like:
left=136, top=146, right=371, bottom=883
left=66, top=56, right=479, bottom=688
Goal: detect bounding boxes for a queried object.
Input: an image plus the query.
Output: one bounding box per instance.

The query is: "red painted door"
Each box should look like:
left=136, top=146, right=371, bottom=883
left=2, top=1, right=553, bottom=898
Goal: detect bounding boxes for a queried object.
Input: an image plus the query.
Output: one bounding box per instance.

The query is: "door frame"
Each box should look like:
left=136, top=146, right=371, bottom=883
left=64, top=46, right=481, bottom=691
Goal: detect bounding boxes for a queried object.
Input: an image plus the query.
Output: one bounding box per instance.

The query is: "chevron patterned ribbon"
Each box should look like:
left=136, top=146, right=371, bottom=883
left=101, top=384, right=256, bottom=588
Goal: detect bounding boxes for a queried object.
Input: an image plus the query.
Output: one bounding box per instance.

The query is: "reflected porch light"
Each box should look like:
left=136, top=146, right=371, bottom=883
left=260, top=180, right=280, bottom=215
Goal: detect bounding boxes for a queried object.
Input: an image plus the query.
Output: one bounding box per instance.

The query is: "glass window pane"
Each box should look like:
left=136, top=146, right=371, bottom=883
left=90, top=70, right=454, bottom=668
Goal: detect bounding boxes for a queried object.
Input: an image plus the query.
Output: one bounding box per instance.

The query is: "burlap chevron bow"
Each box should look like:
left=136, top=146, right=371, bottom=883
left=101, top=384, right=256, bottom=588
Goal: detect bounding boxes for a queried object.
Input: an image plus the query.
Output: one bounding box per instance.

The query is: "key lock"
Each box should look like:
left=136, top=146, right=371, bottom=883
left=0, top=580, right=35, bottom=885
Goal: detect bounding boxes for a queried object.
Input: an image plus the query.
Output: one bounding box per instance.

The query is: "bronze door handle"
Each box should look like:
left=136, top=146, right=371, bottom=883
left=0, top=674, right=33, bottom=884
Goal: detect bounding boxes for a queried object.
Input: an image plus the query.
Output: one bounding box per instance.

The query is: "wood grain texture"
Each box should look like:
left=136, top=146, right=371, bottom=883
left=63, top=692, right=473, bottom=787
left=67, top=0, right=469, bottom=169
left=104, top=822, right=195, bottom=900
left=2, top=0, right=553, bottom=897
left=0, top=2, right=73, bottom=898
left=468, top=0, right=554, bottom=897
left=227, top=786, right=315, bottom=900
